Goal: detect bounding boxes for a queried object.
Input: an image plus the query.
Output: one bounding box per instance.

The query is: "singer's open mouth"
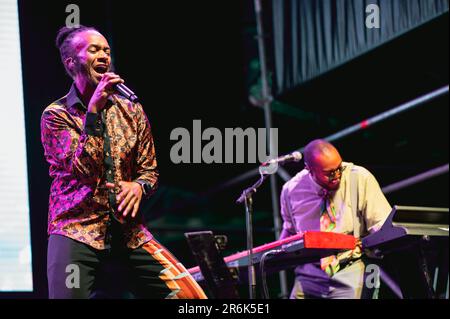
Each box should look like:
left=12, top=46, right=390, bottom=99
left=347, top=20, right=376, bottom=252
left=93, top=65, right=108, bottom=75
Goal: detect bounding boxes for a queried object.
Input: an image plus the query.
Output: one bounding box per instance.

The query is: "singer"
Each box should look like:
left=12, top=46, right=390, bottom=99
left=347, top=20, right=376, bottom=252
left=279, top=139, right=392, bottom=299
left=41, top=25, right=206, bottom=299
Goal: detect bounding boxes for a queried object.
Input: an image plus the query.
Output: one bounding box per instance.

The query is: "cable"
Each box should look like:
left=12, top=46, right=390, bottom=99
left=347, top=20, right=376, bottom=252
left=260, top=249, right=284, bottom=299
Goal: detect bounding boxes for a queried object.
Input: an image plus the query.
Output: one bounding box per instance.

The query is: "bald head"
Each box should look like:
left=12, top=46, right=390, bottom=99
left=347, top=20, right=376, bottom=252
left=303, top=140, right=344, bottom=190
left=304, top=140, right=341, bottom=168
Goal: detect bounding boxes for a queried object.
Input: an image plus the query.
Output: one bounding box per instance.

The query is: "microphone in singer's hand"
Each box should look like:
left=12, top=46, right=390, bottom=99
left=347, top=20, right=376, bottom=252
left=115, top=83, right=139, bottom=103
left=109, top=64, right=139, bottom=103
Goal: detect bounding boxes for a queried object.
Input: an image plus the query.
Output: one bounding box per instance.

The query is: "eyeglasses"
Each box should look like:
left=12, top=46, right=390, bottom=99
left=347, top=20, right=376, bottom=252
left=323, top=164, right=346, bottom=181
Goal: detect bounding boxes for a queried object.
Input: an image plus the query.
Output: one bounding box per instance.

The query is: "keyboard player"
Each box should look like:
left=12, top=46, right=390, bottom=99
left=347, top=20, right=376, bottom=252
left=280, top=139, right=392, bottom=299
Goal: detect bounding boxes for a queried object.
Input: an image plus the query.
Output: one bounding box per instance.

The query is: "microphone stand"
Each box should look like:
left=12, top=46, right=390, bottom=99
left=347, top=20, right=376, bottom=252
left=236, top=170, right=270, bottom=299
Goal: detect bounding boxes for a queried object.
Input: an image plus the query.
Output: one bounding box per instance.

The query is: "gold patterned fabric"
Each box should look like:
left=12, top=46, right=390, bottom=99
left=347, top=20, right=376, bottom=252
left=41, top=84, right=159, bottom=249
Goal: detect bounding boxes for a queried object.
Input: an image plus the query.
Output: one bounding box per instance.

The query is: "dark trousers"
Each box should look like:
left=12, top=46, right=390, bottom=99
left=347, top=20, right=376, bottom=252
left=47, top=226, right=206, bottom=299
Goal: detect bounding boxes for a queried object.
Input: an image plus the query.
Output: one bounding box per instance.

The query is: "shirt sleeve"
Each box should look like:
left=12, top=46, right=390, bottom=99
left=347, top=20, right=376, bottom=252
left=133, top=104, right=159, bottom=198
left=358, top=168, right=392, bottom=233
left=280, top=186, right=296, bottom=238
left=40, top=106, right=104, bottom=185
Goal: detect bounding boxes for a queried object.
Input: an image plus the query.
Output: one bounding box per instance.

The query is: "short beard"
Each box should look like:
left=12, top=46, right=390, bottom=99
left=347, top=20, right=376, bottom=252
left=73, top=58, right=97, bottom=87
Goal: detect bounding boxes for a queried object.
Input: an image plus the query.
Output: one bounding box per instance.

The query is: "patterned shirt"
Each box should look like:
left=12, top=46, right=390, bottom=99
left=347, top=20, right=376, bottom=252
left=41, top=84, right=159, bottom=250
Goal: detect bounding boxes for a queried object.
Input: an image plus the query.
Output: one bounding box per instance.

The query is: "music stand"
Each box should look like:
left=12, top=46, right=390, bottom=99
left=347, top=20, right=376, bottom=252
left=185, top=231, right=240, bottom=299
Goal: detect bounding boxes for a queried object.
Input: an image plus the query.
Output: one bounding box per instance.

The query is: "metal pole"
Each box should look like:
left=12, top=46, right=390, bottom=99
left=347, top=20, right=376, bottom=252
left=254, top=0, right=288, bottom=298
left=382, top=164, right=449, bottom=194
left=320, top=86, right=449, bottom=145
left=214, top=85, right=449, bottom=189
left=244, top=194, right=256, bottom=298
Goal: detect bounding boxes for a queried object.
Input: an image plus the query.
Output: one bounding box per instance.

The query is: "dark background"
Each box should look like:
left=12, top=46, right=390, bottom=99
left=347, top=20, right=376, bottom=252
left=9, top=0, right=448, bottom=298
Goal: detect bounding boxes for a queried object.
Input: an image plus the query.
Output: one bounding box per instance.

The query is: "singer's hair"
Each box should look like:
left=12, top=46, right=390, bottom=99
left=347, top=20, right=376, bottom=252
left=55, top=25, right=99, bottom=78
left=303, top=139, right=338, bottom=167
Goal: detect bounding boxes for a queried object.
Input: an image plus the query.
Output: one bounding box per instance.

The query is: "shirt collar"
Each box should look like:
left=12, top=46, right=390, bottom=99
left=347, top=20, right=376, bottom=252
left=66, top=83, right=87, bottom=111
left=66, top=83, right=115, bottom=111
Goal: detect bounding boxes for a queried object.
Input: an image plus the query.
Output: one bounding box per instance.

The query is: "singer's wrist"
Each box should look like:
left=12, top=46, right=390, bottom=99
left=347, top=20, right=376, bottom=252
left=87, top=106, right=98, bottom=114
left=87, top=102, right=104, bottom=114
left=88, top=95, right=108, bottom=114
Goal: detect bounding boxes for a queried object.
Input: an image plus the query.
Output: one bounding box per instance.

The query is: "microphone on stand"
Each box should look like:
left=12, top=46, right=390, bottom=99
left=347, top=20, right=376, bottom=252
left=260, top=151, right=303, bottom=167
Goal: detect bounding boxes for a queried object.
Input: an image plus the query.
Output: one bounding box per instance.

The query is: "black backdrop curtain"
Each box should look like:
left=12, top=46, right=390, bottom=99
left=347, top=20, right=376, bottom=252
left=272, top=0, right=449, bottom=95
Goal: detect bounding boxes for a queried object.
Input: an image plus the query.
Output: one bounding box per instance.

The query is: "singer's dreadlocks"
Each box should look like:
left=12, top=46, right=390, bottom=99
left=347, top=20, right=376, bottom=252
left=55, top=25, right=98, bottom=77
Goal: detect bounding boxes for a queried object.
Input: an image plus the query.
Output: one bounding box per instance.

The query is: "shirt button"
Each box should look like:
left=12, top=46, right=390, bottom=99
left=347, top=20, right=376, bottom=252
left=106, top=152, right=110, bottom=156
left=108, top=170, right=112, bottom=174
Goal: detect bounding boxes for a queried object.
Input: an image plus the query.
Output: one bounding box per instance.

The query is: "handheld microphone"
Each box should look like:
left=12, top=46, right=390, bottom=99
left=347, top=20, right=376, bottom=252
left=115, top=83, right=139, bottom=103
left=109, top=63, right=139, bottom=103
left=260, top=151, right=302, bottom=167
